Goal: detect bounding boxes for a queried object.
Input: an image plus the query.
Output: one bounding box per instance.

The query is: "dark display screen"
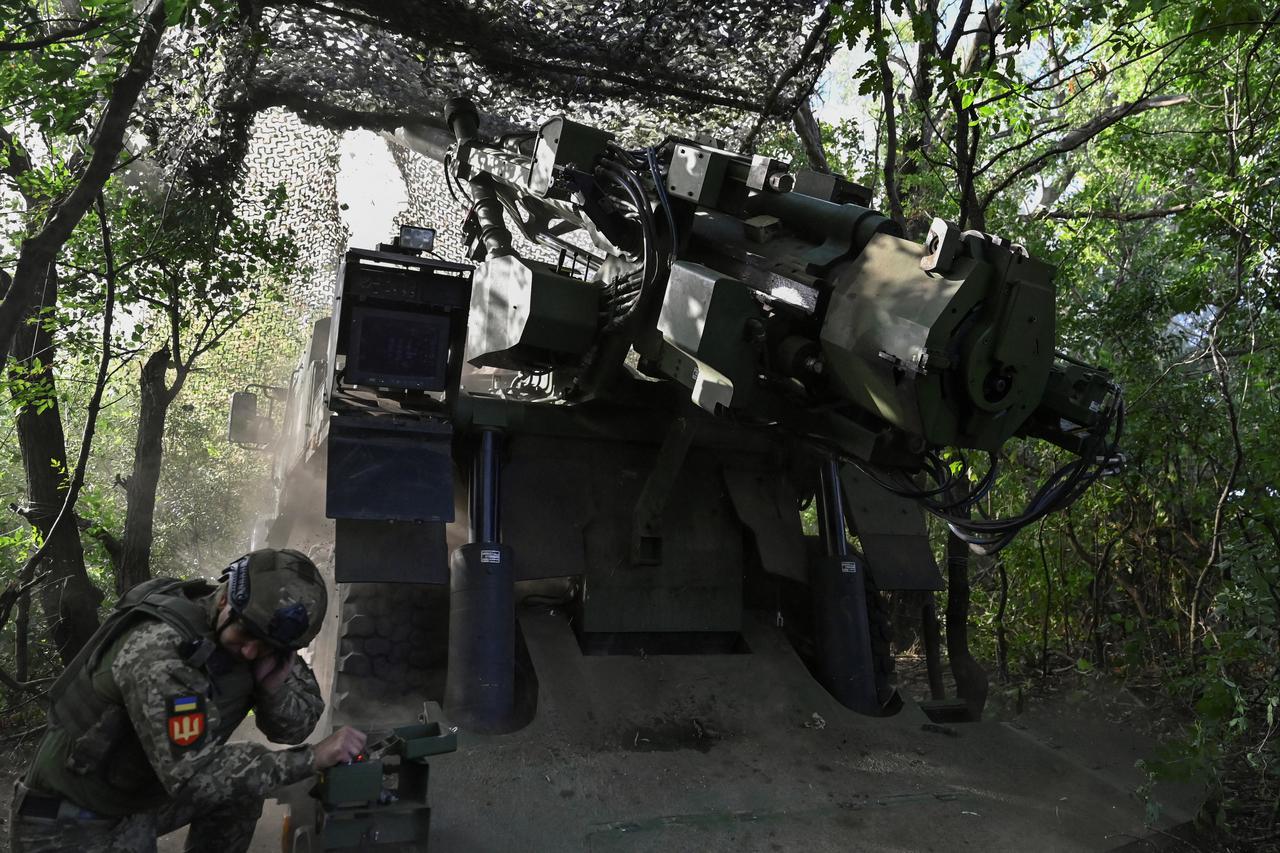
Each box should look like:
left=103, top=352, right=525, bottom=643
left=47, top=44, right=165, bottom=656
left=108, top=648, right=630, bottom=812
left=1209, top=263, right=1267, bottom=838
left=398, top=226, right=436, bottom=252
left=346, top=307, right=451, bottom=391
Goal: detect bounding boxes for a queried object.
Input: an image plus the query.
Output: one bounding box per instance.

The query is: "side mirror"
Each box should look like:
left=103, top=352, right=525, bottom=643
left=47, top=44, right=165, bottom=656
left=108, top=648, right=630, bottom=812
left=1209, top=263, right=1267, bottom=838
left=228, top=391, right=272, bottom=447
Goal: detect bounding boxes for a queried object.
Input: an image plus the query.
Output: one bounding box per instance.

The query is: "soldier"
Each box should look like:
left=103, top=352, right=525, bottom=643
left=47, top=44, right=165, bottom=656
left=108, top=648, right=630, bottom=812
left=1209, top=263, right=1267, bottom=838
left=9, top=548, right=367, bottom=853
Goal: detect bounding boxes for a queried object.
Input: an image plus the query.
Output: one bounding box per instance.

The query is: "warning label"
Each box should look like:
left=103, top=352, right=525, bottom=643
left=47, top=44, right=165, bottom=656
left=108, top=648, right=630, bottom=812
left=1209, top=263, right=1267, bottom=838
left=481, top=549, right=501, bottom=564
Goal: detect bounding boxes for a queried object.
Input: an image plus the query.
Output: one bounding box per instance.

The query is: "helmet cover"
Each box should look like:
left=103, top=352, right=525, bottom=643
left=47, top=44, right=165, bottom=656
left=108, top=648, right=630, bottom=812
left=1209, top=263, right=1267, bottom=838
left=221, top=548, right=327, bottom=650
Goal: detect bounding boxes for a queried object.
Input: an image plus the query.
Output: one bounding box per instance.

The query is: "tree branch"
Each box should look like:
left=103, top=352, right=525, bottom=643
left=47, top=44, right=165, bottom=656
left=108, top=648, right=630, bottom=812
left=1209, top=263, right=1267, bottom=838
left=742, top=3, right=836, bottom=148
left=874, top=0, right=905, bottom=229
left=1062, top=94, right=1190, bottom=149
left=0, top=125, right=35, bottom=193
left=959, top=0, right=1002, bottom=78
left=0, top=0, right=168, bottom=368
left=166, top=273, right=182, bottom=375
left=189, top=303, right=250, bottom=364
left=0, top=722, right=47, bottom=741
left=0, top=17, right=105, bottom=52
left=77, top=515, right=123, bottom=570
left=976, top=118, right=1071, bottom=177
left=0, top=665, right=51, bottom=695
left=981, top=94, right=1190, bottom=211
left=1038, top=202, right=1192, bottom=222
left=791, top=98, right=829, bottom=173
left=941, top=0, right=974, bottom=62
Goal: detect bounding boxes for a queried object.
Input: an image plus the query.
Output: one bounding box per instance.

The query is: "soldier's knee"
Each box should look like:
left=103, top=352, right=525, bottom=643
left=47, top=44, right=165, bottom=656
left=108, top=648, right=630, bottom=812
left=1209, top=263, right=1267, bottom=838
left=189, top=794, right=264, bottom=830
left=182, top=801, right=262, bottom=853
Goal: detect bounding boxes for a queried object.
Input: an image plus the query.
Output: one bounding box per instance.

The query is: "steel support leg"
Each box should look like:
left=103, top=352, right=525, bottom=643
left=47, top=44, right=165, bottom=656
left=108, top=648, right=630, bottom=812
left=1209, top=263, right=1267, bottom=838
left=810, top=458, right=880, bottom=715
left=471, top=429, right=502, bottom=543
left=445, top=429, right=517, bottom=732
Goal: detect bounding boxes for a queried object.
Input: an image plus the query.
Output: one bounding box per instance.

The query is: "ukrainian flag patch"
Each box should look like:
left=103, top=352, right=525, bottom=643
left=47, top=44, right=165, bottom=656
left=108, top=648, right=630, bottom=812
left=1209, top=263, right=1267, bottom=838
left=167, top=693, right=206, bottom=749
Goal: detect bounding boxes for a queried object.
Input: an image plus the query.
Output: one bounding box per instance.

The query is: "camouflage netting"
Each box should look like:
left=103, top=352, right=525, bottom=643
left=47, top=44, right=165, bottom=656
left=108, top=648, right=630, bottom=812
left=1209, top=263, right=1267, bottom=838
left=236, top=112, right=557, bottom=316
left=174, top=0, right=837, bottom=375
left=242, top=112, right=346, bottom=313
left=251, top=0, right=835, bottom=141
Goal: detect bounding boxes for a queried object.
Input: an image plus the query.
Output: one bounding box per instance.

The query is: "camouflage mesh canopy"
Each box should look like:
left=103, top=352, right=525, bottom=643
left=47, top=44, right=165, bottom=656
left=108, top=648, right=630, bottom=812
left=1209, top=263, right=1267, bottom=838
left=192, top=1, right=836, bottom=379
left=250, top=0, right=835, bottom=139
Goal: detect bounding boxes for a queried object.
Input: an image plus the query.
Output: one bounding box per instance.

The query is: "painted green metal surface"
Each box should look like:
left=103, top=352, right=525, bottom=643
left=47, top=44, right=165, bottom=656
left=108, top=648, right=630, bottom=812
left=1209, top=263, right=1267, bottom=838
left=820, top=232, right=1057, bottom=451
left=657, top=261, right=765, bottom=412
left=465, top=255, right=599, bottom=369
left=311, top=714, right=458, bottom=849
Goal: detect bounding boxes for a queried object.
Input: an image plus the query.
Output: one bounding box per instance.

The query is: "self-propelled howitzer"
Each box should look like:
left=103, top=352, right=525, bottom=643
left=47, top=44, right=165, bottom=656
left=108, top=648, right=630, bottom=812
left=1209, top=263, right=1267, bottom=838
left=432, top=96, right=1122, bottom=556
left=222, top=91, right=1161, bottom=852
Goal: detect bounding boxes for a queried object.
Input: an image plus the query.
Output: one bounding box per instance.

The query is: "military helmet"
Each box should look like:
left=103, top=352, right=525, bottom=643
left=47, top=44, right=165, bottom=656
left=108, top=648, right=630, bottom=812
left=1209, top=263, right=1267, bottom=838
left=220, top=548, right=327, bottom=650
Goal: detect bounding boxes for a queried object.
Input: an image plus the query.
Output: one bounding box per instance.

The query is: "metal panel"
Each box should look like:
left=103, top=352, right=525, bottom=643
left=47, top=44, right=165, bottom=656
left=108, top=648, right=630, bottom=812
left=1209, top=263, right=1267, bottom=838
left=839, top=466, right=943, bottom=591
left=498, top=429, right=744, bottom=632
left=722, top=466, right=806, bottom=582
left=791, top=169, right=873, bottom=207
left=465, top=255, right=599, bottom=369
left=529, top=116, right=612, bottom=196
left=666, top=144, right=729, bottom=206
left=499, top=435, right=595, bottom=582
left=334, top=518, right=449, bottom=583
left=657, top=261, right=763, bottom=412
left=579, top=442, right=743, bottom=634
left=326, top=415, right=454, bottom=522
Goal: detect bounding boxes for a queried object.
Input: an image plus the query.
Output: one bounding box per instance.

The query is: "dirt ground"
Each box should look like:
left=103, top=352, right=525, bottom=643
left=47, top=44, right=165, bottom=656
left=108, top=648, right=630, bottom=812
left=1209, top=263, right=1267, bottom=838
left=0, top=663, right=1212, bottom=853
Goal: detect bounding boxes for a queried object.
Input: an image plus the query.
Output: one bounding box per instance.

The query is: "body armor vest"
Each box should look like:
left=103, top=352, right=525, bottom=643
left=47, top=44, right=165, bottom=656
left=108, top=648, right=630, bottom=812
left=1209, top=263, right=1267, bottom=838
left=30, top=577, right=256, bottom=815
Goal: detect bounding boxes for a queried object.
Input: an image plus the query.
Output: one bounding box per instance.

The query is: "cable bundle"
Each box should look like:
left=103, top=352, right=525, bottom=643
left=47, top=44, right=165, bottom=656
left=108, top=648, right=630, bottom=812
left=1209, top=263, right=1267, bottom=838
left=845, top=386, right=1125, bottom=555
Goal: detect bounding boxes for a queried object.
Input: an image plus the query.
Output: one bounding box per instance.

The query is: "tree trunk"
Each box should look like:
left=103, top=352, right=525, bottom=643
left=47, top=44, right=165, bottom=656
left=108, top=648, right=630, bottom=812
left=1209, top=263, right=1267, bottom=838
left=896, top=0, right=938, bottom=239
left=921, top=593, right=946, bottom=700
left=118, top=347, right=173, bottom=591
left=995, top=556, right=1009, bottom=681
left=791, top=99, right=829, bottom=173
left=9, top=271, right=102, bottom=663
left=15, top=560, right=31, bottom=681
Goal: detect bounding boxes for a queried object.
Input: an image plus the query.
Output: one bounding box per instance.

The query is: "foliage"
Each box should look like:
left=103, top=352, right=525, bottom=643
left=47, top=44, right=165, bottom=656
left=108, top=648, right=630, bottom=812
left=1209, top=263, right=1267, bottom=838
left=810, top=0, right=1280, bottom=837
left=0, top=0, right=301, bottom=681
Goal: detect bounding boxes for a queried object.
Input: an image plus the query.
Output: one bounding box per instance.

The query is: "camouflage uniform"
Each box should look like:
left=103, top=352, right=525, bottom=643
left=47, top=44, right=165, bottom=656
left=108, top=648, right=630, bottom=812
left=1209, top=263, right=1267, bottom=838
left=9, top=587, right=324, bottom=853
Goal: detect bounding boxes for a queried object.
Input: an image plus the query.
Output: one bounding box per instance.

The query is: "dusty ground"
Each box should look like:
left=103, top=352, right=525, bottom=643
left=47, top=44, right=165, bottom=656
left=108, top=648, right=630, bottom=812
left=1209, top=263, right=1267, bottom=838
left=0, top=653, right=1212, bottom=853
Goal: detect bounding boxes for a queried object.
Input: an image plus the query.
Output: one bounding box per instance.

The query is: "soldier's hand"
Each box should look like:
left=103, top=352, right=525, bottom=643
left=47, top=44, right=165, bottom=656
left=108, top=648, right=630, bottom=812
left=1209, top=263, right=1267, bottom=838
left=314, top=726, right=368, bottom=769
left=253, top=650, right=295, bottom=694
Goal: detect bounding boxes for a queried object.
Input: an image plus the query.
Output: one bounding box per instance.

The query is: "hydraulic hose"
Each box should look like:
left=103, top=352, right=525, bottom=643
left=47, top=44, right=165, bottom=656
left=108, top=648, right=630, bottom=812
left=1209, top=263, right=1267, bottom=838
left=446, top=96, right=514, bottom=259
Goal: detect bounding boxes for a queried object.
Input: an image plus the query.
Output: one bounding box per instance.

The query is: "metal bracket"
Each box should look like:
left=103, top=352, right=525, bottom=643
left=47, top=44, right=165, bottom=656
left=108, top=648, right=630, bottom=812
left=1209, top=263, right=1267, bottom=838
left=920, top=217, right=960, bottom=274
left=629, top=417, right=697, bottom=565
